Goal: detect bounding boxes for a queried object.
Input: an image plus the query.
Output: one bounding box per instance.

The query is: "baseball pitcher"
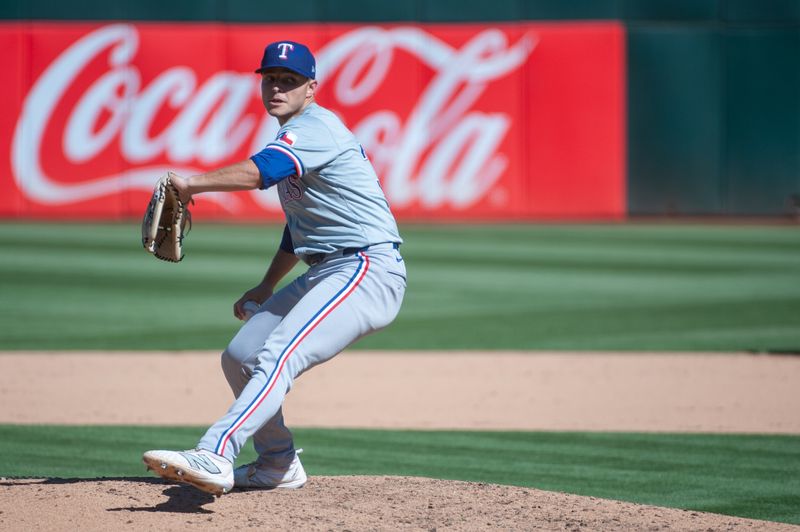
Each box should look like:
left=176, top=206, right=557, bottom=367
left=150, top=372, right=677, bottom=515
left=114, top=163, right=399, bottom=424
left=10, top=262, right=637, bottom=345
left=142, top=40, right=406, bottom=495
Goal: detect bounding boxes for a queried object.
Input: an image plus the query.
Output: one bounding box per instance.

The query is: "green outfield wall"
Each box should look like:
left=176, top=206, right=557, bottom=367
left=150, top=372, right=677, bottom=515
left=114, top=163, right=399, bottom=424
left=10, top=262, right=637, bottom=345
left=625, top=1, right=799, bottom=216
left=2, top=0, right=798, bottom=216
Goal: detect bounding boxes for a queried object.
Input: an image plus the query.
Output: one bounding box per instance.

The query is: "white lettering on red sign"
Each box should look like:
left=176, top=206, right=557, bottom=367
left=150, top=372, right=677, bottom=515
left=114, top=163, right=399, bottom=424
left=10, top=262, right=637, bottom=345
left=11, top=24, right=535, bottom=210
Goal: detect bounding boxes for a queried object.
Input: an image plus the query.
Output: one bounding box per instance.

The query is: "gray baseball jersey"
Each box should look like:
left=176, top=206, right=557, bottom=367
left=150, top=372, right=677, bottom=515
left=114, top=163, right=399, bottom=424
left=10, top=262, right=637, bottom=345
left=252, top=102, right=402, bottom=257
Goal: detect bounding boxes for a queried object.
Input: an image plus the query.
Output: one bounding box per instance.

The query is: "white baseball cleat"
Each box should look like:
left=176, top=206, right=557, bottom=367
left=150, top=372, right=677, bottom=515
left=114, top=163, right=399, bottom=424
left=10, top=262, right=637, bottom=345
left=233, top=450, right=307, bottom=490
left=143, top=448, right=234, bottom=496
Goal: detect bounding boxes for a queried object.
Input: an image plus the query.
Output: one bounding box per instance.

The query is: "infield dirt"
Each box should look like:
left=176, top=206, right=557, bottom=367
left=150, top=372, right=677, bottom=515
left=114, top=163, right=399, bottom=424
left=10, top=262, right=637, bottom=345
left=1, top=351, right=799, bottom=531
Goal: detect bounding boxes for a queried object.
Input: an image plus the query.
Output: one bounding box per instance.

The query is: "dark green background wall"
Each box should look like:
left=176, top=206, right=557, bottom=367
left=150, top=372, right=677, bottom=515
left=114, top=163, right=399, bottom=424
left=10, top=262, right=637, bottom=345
left=3, top=0, right=799, bottom=216
left=625, top=1, right=800, bottom=216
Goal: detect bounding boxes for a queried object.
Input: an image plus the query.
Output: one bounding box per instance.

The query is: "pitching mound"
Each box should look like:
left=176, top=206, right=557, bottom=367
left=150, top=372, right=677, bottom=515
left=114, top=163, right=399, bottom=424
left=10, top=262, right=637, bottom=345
left=1, top=476, right=794, bottom=531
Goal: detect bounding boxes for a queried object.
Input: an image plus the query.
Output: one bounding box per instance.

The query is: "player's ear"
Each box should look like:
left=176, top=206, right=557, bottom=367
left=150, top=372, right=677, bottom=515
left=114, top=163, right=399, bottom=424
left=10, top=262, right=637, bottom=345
left=306, top=79, right=318, bottom=98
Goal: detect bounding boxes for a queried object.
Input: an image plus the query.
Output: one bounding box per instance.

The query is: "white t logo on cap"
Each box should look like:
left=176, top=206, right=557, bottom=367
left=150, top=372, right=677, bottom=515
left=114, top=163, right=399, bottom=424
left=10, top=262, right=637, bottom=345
left=277, top=43, right=294, bottom=59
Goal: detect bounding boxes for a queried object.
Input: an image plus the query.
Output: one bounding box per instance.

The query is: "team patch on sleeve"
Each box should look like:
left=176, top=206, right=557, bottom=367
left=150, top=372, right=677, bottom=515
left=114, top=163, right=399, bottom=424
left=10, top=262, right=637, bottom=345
left=277, top=130, right=297, bottom=146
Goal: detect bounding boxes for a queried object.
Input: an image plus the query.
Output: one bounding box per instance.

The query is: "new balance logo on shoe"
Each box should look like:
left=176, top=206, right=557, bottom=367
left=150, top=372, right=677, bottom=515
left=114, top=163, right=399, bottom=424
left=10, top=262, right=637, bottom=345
left=180, top=451, right=222, bottom=474
left=143, top=448, right=234, bottom=496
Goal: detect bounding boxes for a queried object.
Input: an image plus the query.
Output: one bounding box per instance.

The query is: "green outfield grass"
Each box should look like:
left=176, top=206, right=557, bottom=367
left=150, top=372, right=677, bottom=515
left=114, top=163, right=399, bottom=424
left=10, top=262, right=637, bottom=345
left=0, top=425, right=798, bottom=525
left=0, top=221, right=799, bottom=351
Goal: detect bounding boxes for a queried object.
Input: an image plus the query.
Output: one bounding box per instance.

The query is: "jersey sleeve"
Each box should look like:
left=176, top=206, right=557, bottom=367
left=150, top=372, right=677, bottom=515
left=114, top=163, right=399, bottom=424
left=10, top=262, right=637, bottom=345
left=273, top=115, right=341, bottom=172
left=250, top=144, right=306, bottom=189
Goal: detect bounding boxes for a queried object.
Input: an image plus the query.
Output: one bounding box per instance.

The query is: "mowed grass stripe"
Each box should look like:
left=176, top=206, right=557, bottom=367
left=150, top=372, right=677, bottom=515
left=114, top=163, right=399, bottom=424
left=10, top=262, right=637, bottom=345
left=0, top=425, right=797, bottom=525
left=1, top=222, right=799, bottom=351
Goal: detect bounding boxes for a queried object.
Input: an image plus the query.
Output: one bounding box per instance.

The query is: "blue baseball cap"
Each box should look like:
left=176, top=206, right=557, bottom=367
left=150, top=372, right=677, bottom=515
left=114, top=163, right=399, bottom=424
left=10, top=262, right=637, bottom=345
left=255, top=41, right=316, bottom=79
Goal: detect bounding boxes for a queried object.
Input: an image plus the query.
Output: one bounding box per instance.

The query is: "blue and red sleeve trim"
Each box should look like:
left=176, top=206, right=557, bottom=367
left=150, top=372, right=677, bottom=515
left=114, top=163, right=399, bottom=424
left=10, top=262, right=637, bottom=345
left=250, top=143, right=306, bottom=189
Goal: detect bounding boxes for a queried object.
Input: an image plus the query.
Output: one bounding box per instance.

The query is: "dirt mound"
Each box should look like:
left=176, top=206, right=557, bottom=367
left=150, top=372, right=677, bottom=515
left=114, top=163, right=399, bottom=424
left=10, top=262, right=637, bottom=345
left=1, top=476, right=794, bottom=531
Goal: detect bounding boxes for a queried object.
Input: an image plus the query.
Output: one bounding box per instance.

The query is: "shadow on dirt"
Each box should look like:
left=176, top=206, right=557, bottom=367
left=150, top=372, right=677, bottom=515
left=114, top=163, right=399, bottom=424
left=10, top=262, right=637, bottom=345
left=107, top=484, right=216, bottom=514
left=1, top=477, right=216, bottom=514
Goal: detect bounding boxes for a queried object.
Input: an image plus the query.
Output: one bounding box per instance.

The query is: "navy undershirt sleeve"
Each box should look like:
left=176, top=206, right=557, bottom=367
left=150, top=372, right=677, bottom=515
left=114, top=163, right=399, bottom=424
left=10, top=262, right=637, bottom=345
left=279, top=224, right=294, bottom=253
left=250, top=145, right=302, bottom=189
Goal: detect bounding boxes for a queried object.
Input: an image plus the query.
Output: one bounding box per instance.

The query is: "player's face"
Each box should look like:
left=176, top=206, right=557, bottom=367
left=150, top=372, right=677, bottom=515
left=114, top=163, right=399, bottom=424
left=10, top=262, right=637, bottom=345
left=260, top=68, right=317, bottom=125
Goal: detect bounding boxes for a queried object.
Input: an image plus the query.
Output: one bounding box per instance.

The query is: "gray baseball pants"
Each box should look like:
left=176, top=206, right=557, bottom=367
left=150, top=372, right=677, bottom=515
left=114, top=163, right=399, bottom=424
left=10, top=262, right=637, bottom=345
left=197, top=243, right=406, bottom=464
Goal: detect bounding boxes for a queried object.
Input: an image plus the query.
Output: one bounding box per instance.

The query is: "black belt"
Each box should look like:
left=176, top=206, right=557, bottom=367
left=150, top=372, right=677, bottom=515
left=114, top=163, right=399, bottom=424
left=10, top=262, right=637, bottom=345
left=302, top=242, right=399, bottom=267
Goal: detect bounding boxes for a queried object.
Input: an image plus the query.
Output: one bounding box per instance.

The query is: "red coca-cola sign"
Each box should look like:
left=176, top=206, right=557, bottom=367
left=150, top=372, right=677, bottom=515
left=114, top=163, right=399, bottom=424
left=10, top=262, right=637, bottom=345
left=0, top=22, right=625, bottom=220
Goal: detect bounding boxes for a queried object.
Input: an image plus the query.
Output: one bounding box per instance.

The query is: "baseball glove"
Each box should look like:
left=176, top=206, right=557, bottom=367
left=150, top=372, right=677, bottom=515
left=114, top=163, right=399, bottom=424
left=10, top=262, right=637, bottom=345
left=141, top=172, right=192, bottom=262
